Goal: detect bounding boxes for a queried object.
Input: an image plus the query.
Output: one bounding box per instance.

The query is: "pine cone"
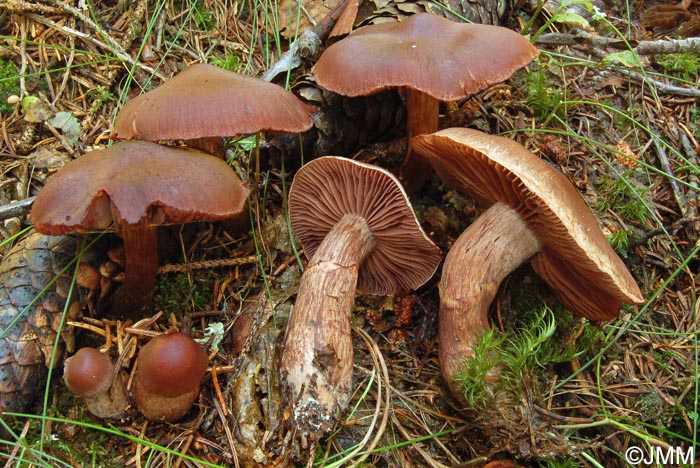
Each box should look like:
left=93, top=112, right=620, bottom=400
left=0, top=233, right=105, bottom=420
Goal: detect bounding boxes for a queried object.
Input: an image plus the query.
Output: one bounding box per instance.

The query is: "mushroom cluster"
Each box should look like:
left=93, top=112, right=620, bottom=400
left=22, top=10, right=647, bottom=463
left=64, top=332, right=208, bottom=422
left=30, top=63, right=315, bottom=319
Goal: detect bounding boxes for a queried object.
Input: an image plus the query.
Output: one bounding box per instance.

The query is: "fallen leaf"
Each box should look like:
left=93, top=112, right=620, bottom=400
left=276, top=0, right=344, bottom=38
left=614, top=140, right=639, bottom=167
left=48, top=111, right=81, bottom=147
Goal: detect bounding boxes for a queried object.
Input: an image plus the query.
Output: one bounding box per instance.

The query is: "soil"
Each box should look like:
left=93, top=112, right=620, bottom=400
left=0, top=0, right=698, bottom=467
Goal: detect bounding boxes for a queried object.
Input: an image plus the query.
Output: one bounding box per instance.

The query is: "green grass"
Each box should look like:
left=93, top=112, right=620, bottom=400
left=501, top=5, right=700, bottom=463
left=1, top=414, right=226, bottom=467
left=537, top=460, right=583, bottom=468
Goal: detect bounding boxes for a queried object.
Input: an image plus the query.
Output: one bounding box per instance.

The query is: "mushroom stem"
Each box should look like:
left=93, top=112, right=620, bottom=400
left=439, top=202, right=541, bottom=394
left=281, top=213, right=376, bottom=435
left=111, top=225, right=159, bottom=319
left=401, top=89, right=440, bottom=193
left=187, top=137, right=226, bottom=157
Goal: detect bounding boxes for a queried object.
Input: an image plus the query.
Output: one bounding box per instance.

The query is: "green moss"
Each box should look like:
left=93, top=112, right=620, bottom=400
left=187, top=0, right=216, bottom=31
left=86, top=85, right=115, bottom=114
left=154, top=271, right=215, bottom=315
left=210, top=52, right=242, bottom=72
left=634, top=390, right=670, bottom=424
left=593, top=170, right=652, bottom=227
left=690, top=107, right=700, bottom=140
left=537, top=459, right=583, bottom=468
left=656, top=52, right=700, bottom=82
left=0, top=59, right=20, bottom=114
left=608, top=227, right=631, bottom=255
left=456, top=306, right=587, bottom=409
left=525, top=64, right=564, bottom=121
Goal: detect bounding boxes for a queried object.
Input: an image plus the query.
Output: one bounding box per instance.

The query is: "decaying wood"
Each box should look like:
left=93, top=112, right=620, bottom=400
left=537, top=31, right=700, bottom=55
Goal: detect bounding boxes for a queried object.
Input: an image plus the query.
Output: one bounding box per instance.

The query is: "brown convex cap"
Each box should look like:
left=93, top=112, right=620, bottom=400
left=111, top=63, right=313, bottom=141
left=30, top=141, right=250, bottom=233
left=311, top=13, right=539, bottom=100
left=411, top=128, right=645, bottom=320
left=289, top=156, right=441, bottom=295
left=136, top=333, right=208, bottom=398
left=63, top=348, right=113, bottom=398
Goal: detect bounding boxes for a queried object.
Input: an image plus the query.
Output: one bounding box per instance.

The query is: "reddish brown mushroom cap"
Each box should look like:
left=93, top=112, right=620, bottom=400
left=29, top=141, right=250, bottom=233
left=64, top=348, right=113, bottom=398
left=111, top=63, right=314, bottom=142
left=311, top=13, right=538, bottom=193
left=289, top=156, right=441, bottom=295
left=29, top=141, right=250, bottom=317
left=311, top=13, right=539, bottom=100
left=411, top=128, right=645, bottom=320
left=64, top=347, right=129, bottom=419
left=132, top=333, right=208, bottom=422
left=135, top=333, right=208, bottom=398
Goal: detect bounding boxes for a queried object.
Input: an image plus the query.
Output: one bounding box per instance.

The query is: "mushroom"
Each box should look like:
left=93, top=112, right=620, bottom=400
left=64, top=347, right=128, bottom=419
left=111, top=63, right=314, bottom=156
left=132, top=332, right=208, bottom=422
left=411, top=128, right=645, bottom=394
left=29, top=141, right=250, bottom=318
left=311, top=13, right=538, bottom=192
left=281, top=156, right=441, bottom=437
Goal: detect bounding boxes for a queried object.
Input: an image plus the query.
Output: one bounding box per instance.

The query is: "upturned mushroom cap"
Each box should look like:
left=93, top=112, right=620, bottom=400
left=29, top=141, right=249, bottom=233
left=111, top=63, right=313, bottom=142
left=288, top=156, right=441, bottom=295
left=311, top=13, right=539, bottom=100
left=411, top=128, right=645, bottom=320
left=64, top=348, right=113, bottom=398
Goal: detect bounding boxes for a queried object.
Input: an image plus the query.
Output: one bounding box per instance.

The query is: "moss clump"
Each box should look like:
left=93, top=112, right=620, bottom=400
left=154, top=271, right=215, bottom=314
left=0, top=59, right=20, bottom=114
left=655, top=52, right=700, bottom=82
left=593, top=170, right=652, bottom=227
left=525, top=64, right=564, bottom=121
left=456, top=306, right=584, bottom=409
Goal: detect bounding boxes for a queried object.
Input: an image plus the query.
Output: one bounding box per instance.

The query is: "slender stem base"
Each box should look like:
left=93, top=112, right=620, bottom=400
left=280, top=213, right=375, bottom=439
left=439, top=203, right=541, bottom=396
left=110, top=225, right=159, bottom=319
left=400, top=89, right=440, bottom=193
